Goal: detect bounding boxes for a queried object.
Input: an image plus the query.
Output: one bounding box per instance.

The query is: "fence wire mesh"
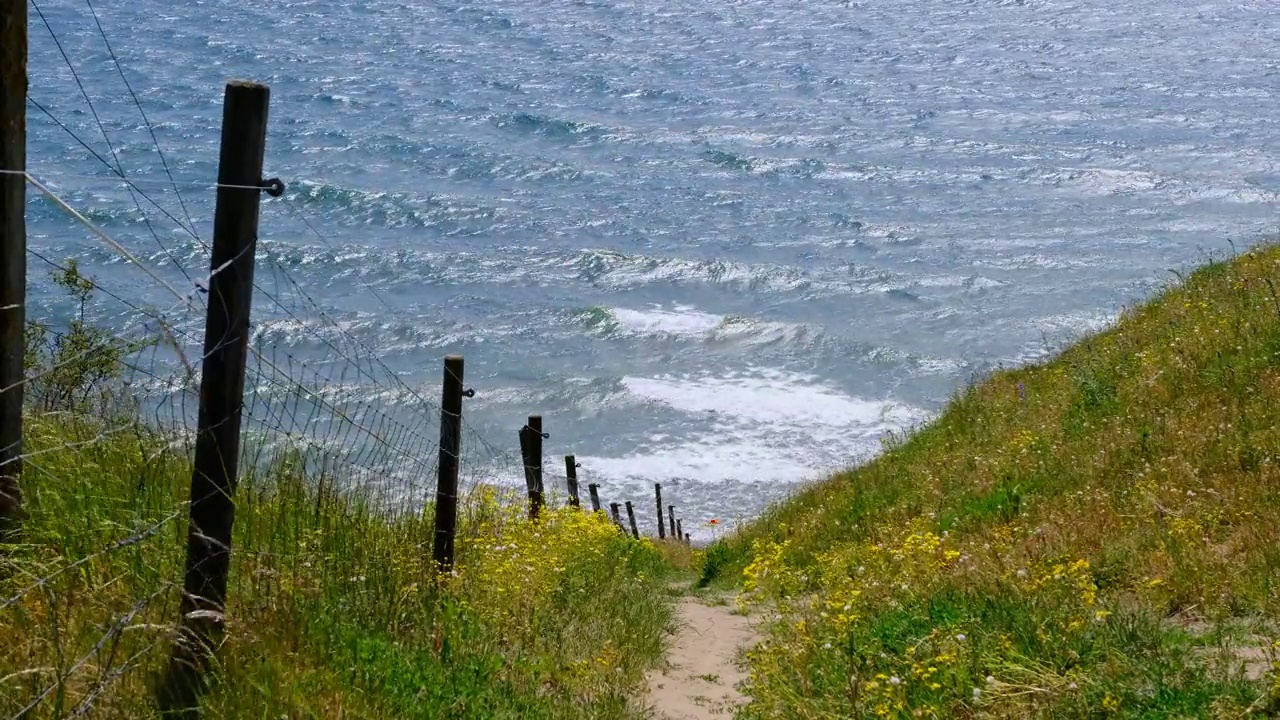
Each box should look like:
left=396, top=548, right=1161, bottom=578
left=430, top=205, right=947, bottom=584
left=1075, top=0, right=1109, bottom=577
left=3, top=16, right=696, bottom=710
left=1, top=165, right=572, bottom=718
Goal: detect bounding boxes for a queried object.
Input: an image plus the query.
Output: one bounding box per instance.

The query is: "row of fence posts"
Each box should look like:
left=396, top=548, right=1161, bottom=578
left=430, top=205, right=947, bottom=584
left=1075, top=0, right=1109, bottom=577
left=430, top=353, right=695, bottom=575
left=0, top=61, right=696, bottom=715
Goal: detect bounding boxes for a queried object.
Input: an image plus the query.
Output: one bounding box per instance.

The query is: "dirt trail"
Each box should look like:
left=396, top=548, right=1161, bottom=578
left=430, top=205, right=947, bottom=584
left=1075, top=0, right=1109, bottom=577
left=643, top=594, right=759, bottom=719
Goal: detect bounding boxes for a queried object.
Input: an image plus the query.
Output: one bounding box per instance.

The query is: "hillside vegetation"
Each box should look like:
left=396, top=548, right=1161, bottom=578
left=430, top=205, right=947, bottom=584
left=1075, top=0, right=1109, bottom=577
left=702, top=244, right=1280, bottom=718
left=1, top=417, right=675, bottom=719
left=1, top=264, right=677, bottom=718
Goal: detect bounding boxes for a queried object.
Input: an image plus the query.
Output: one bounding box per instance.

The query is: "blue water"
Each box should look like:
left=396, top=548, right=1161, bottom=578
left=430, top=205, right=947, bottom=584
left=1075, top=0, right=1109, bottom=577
left=22, top=0, right=1279, bottom=535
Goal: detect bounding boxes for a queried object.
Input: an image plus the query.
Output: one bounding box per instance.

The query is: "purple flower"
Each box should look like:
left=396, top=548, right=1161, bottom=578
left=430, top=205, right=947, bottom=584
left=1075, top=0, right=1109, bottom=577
left=1017, top=382, right=1026, bottom=400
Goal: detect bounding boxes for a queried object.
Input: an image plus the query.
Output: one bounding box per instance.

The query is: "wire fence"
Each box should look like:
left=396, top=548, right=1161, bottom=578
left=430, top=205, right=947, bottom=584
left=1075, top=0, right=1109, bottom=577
left=1, top=12, right=704, bottom=717
left=5, top=156, right=699, bottom=720
left=3, top=164, right=589, bottom=718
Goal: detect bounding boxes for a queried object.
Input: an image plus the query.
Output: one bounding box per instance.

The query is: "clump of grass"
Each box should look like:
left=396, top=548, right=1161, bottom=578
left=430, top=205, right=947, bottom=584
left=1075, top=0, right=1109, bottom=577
left=708, top=244, right=1280, bottom=717
left=2, top=411, right=674, bottom=718
left=1, top=263, right=674, bottom=718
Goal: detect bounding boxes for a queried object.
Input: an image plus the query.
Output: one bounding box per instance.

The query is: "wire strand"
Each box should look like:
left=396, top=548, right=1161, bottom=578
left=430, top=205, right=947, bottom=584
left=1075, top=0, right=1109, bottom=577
left=28, top=0, right=198, bottom=277
left=82, top=0, right=200, bottom=242
left=0, top=167, right=270, bottom=191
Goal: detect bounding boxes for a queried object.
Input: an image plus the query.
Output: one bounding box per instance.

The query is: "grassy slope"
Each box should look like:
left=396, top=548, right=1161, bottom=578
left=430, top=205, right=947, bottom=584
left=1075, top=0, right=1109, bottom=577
left=1, top=413, right=676, bottom=718
left=702, top=244, right=1280, bottom=718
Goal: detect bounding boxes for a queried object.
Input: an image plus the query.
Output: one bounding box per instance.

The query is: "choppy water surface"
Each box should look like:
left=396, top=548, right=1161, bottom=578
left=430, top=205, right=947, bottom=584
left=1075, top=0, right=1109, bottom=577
left=24, top=0, right=1278, bottom=535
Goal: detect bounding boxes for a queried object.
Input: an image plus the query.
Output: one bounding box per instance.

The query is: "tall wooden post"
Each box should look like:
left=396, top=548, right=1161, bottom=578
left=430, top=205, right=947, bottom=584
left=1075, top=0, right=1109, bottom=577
left=432, top=355, right=465, bottom=571
left=587, top=483, right=601, bottom=512
left=676, top=518, right=683, bottom=543
left=625, top=501, right=639, bottom=539
left=564, top=455, right=580, bottom=508
left=668, top=505, right=676, bottom=539
left=654, top=483, right=665, bottom=539
left=0, top=0, right=27, bottom=540
left=159, top=80, right=270, bottom=716
left=519, top=415, right=544, bottom=519
left=609, top=502, right=623, bottom=530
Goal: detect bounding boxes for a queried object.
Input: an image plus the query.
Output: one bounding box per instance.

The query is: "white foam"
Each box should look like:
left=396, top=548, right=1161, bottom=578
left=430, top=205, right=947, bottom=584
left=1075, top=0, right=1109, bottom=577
left=620, top=369, right=917, bottom=429
left=612, top=305, right=723, bottom=337
left=1047, top=167, right=1167, bottom=196
left=1034, top=310, right=1120, bottom=337
left=576, top=366, right=926, bottom=517
left=576, top=368, right=927, bottom=540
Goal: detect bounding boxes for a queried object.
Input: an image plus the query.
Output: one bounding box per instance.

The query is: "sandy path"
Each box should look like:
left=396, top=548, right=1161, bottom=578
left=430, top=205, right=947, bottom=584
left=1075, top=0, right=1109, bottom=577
left=643, top=595, right=759, bottom=719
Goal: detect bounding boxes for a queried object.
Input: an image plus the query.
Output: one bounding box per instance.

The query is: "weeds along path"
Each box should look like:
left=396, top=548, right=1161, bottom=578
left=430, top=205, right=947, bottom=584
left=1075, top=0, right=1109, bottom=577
left=643, top=591, right=759, bottom=719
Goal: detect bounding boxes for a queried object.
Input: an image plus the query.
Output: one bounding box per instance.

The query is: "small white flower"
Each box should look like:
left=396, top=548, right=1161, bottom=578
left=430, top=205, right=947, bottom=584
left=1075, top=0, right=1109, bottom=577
left=889, top=676, right=901, bottom=685
left=972, top=688, right=981, bottom=700
left=986, top=675, right=995, bottom=684
left=1016, top=568, right=1028, bottom=578
left=956, top=633, right=966, bottom=641
left=823, top=642, right=832, bottom=649
left=1067, top=682, right=1078, bottom=690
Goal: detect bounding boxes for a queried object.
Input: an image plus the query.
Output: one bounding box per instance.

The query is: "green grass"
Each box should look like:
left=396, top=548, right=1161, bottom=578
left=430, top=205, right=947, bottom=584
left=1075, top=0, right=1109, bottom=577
left=701, top=243, right=1280, bottom=717
left=0, top=410, right=675, bottom=718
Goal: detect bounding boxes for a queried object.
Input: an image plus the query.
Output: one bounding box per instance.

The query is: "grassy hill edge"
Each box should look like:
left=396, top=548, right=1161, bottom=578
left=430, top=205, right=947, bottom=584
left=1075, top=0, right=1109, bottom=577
left=700, top=242, right=1280, bottom=717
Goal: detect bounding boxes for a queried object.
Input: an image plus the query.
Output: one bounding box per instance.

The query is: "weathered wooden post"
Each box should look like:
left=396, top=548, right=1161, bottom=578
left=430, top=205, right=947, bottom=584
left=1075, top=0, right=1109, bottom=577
left=564, top=455, right=580, bottom=508
left=625, top=501, right=639, bottom=539
left=432, top=355, right=466, bottom=572
left=684, top=532, right=691, bottom=544
left=519, top=415, right=545, bottom=519
left=609, top=502, right=623, bottom=530
left=653, top=483, right=665, bottom=539
left=588, top=483, right=602, bottom=512
left=676, top=518, right=682, bottom=543
left=0, top=0, right=27, bottom=541
left=667, top=505, right=676, bottom=539
left=160, top=80, right=271, bottom=716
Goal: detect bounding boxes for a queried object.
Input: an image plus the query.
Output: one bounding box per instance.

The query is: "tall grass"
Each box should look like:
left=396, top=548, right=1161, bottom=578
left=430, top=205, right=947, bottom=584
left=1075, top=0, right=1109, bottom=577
left=1, top=410, right=675, bottom=718
left=704, top=244, right=1280, bottom=717
left=1, top=262, right=676, bottom=717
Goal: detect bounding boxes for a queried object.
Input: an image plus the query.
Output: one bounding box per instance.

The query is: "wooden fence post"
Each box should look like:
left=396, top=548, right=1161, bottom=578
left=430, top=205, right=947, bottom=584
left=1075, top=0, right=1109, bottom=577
left=564, top=455, right=580, bottom=508
left=609, top=502, right=623, bottom=530
left=519, top=415, right=545, bottom=519
left=654, top=483, right=664, bottom=539
left=676, top=518, right=682, bottom=543
left=159, top=80, right=271, bottom=716
left=684, top=532, right=691, bottom=545
left=432, top=355, right=465, bottom=572
left=667, top=505, right=676, bottom=539
left=588, top=483, right=601, bottom=512
left=625, top=501, right=639, bottom=539
left=0, top=0, right=27, bottom=540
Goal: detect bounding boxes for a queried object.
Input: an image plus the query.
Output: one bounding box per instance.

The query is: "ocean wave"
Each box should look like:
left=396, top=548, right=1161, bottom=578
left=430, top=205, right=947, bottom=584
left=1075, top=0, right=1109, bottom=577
left=572, top=304, right=820, bottom=349
left=491, top=111, right=610, bottom=143
left=566, top=248, right=814, bottom=293
left=286, top=180, right=505, bottom=231
left=575, top=367, right=928, bottom=531
left=610, top=305, right=724, bottom=337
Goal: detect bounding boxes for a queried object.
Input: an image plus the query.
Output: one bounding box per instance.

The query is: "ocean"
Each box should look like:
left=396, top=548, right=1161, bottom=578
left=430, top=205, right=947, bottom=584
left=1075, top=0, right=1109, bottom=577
left=21, top=0, right=1278, bottom=536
